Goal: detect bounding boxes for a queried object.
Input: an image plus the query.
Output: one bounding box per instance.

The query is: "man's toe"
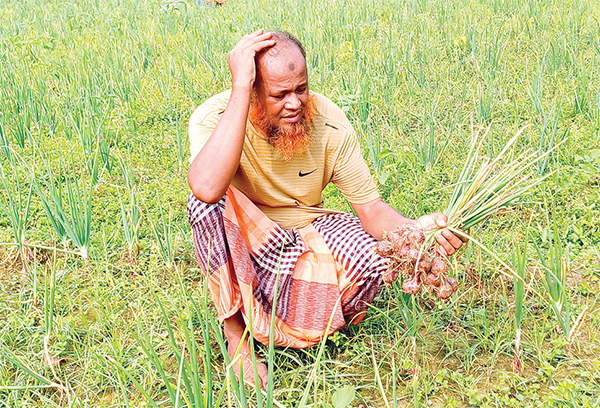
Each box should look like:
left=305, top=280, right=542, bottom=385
left=258, top=363, right=269, bottom=389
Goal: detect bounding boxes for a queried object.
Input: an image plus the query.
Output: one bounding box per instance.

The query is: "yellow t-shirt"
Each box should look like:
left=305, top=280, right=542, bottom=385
left=188, top=90, right=380, bottom=229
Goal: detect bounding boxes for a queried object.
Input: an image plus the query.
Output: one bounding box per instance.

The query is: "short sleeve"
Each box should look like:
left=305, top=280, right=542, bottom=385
left=331, top=129, right=380, bottom=205
left=188, top=107, right=223, bottom=164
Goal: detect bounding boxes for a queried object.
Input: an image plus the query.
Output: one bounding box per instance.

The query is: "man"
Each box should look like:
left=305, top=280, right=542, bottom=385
left=187, top=30, right=465, bottom=388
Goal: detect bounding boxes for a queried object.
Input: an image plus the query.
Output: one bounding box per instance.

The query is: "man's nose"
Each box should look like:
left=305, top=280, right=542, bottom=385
left=284, top=93, right=302, bottom=111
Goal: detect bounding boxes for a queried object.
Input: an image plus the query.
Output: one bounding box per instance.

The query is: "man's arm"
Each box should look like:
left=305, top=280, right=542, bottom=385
left=352, top=198, right=466, bottom=256
left=188, top=30, right=275, bottom=203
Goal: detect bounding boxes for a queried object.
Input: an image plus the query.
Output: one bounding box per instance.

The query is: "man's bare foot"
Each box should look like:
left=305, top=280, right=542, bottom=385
left=227, top=337, right=269, bottom=389
left=224, top=312, right=269, bottom=389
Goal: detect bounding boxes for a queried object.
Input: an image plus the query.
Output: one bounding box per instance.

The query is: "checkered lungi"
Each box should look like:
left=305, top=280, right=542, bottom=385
left=188, top=186, right=388, bottom=349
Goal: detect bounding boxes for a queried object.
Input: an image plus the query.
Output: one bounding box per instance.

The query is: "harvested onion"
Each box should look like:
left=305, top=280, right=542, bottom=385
left=376, top=224, right=458, bottom=299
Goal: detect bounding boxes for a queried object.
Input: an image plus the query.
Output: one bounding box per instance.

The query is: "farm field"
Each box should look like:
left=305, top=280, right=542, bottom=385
left=1, top=0, right=600, bottom=406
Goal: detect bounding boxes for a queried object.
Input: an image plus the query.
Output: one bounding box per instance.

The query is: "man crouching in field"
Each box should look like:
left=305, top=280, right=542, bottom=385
left=187, top=30, right=466, bottom=388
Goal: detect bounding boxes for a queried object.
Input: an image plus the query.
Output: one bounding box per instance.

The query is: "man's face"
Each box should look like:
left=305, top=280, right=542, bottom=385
left=250, top=45, right=315, bottom=161
left=254, top=48, right=310, bottom=131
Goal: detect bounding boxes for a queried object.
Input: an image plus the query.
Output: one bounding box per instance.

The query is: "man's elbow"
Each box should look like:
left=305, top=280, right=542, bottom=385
left=188, top=174, right=226, bottom=204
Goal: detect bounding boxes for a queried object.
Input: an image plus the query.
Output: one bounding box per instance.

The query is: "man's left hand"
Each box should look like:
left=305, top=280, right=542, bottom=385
left=415, top=213, right=467, bottom=257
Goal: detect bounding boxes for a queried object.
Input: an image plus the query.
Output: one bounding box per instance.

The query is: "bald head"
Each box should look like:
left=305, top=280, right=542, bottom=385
left=255, top=31, right=307, bottom=87
left=257, top=31, right=306, bottom=61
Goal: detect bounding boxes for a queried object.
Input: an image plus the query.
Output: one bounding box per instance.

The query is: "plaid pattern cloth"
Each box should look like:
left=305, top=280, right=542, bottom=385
left=188, top=187, right=387, bottom=349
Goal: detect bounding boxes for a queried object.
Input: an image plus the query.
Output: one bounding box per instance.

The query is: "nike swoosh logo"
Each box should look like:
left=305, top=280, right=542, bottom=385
left=298, top=169, right=317, bottom=177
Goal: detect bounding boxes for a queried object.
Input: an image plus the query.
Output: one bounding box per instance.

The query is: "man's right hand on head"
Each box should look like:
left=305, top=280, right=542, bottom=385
left=189, top=31, right=275, bottom=203
left=227, top=29, right=276, bottom=90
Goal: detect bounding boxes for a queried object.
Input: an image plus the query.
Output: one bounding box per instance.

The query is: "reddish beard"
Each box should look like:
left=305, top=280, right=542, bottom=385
left=249, top=93, right=316, bottom=161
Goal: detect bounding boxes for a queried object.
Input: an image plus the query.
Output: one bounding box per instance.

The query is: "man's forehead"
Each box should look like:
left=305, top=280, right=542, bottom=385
left=261, top=62, right=307, bottom=87
left=257, top=43, right=306, bottom=72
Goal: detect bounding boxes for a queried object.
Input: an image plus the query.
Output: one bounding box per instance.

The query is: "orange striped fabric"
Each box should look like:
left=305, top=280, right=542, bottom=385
left=188, top=187, right=387, bottom=349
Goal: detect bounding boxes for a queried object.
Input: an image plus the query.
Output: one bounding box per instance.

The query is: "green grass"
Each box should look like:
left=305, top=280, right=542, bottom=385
left=1, top=0, right=600, bottom=406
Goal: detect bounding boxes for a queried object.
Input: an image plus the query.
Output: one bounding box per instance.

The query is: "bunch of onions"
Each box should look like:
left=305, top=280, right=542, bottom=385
left=377, top=224, right=458, bottom=298
left=377, top=124, right=558, bottom=298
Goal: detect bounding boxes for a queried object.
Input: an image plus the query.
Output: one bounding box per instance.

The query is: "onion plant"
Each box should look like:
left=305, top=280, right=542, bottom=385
left=573, top=59, right=591, bottom=115
left=119, top=187, right=142, bottom=261
left=412, top=113, right=452, bottom=170
left=109, top=271, right=287, bottom=408
left=106, top=44, right=142, bottom=104
left=175, top=119, right=186, bottom=175
left=117, top=154, right=136, bottom=191
left=8, top=83, right=33, bottom=149
left=483, top=29, right=503, bottom=81
left=511, top=238, right=527, bottom=372
left=0, top=256, right=65, bottom=396
left=69, top=107, right=110, bottom=185
left=98, top=139, right=113, bottom=175
left=401, top=123, right=561, bottom=298
left=157, top=57, right=175, bottom=104
left=543, top=41, right=563, bottom=76
left=436, top=124, right=557, bottom=241
left=476, top=81, right=497, bottom=125
left=87, top=141, right=105, bottom=187
left=43, top=263, right=56, bottom=339
left=0, top=121, right=11, bottom=162
left=536, top=103, right=564, bottom=175
left=150, top=206, right=175, bottom=269
left=130, top=295, right=217, bottom=408
left=266, top=247, right=284, bottom=406
left=533, top=203, right=588, bottom=345
left=33, top=76, right=58, bottom=136
left=0, top=161, right=33, bottom=257
left=372, top=350, right=391, bottom=408
left=296, top=292, right=340, bottom=408
left=31, top=156, right=92, bottom=259
left=389, top=289, right=428, bottom=405
left=42, top=254, right=64, bottom=391
left=527, top=67, right=544, bottom=117
left=365, top=131, right=392, bottom=185
left=0, top=344, right=67, bottom=396
left=368, top=285, right=422, bottom=368
left=110, top=244, right=332, bottom=407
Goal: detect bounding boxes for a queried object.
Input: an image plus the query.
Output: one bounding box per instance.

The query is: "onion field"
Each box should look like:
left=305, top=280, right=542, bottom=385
left=1, top=0, right=599, bottom=406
